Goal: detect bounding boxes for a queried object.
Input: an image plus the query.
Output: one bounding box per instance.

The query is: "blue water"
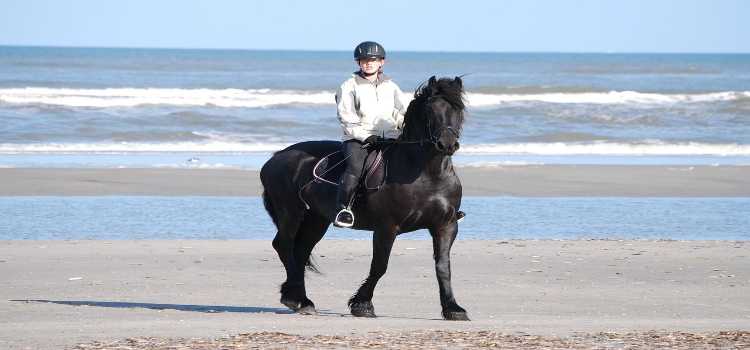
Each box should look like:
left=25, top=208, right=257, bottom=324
left=3, top=47, right=750, bottom=92
left=0, top=153, right=748, bottom=170
left=1, top=196, right=748, bottom=241
left=2, top=47, right=748, bottom=242
left=1, top=46, right=750, bottom=167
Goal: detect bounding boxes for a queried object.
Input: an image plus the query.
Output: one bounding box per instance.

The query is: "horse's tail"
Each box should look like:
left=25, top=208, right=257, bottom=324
left=305, top=255, right=321, bottom=274
left=262, top=190, right=280, bottom=228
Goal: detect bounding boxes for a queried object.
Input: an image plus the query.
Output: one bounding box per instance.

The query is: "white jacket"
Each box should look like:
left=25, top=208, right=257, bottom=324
left=335, top=73, right=409, bottom=142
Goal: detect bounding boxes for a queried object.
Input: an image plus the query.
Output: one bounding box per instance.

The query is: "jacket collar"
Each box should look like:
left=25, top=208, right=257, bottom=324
left=353, top=71, right=390, bottom=85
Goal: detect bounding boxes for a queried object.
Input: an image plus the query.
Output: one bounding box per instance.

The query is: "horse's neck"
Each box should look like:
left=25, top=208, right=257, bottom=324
left=426, top=153, right=455, bottom=178
left=391, top=144, right=454, bottom=179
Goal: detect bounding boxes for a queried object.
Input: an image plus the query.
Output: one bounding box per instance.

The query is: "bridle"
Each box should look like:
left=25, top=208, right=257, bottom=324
left=380, top=99, right=461, bottom=154
left=425, top=117, right=461, bottom=151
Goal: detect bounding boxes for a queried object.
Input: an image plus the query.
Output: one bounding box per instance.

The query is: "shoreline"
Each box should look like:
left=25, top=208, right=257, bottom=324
left=1, top=165, right=749, bottom=196
left=1, top=239, right=747, bottom=349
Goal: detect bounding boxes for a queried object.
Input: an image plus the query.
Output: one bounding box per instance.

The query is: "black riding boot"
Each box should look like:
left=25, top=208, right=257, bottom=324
left=334, top=140, right=368, bottom=227
left=334, top=173, right=359, bottom=227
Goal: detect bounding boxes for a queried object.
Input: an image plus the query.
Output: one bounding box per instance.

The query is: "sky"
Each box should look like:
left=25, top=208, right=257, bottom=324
left=1, top=0, right=747, bottom=53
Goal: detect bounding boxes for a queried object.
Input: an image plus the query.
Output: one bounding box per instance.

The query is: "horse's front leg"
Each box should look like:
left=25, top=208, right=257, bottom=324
left=348, top=229, right=396, bottom=317
left=430, top=222, right=469, bottom=321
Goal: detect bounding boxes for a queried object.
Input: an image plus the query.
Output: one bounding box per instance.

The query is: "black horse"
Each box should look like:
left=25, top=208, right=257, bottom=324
left=260, top=76, right=468, bottom=321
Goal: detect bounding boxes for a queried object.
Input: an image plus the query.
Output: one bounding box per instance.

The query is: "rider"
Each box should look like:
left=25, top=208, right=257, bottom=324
left=333, top=41, right=408, bottom=227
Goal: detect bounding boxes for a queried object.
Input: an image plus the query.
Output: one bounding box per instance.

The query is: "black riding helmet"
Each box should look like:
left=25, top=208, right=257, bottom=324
left=354, top=41, right=386, bottom=60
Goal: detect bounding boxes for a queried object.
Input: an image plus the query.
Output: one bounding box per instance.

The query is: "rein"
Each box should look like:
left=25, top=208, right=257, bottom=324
left=374, top=118, right=461, bottom=151
left=378, top=93, right=462, bottom=151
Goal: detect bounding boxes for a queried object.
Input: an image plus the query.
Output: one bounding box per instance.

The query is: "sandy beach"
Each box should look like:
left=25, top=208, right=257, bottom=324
left=1, top=165, right=749, bottom=196
left=2, top=165, right=749, bottom=348
left=1, top=239, right=748, bottom=349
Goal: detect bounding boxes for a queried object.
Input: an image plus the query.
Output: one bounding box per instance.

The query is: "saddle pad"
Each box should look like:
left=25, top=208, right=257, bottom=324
left=313, top=149, right=386, bottom=190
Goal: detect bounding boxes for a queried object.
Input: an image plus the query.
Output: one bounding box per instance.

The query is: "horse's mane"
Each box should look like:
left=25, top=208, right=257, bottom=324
left=402, top=76, right=465, bottom=140
left=412, top=76, right=466, bottom=111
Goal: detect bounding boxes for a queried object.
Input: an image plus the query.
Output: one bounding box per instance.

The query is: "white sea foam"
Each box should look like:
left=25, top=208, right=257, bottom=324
left=154, top=162, right=240, bottom=169
left=1, top=141, right=749, bottom=156
left=1, top=87, right=748, bottom=108
left=0, top=141, right=291, bottom=154
left=460, top=142, right=750, bottom=156
left=467, top=90, right=750, bottom=106
left=457, top=161, right=544, bottom=167
left=0, top=87, right=335, bottom=108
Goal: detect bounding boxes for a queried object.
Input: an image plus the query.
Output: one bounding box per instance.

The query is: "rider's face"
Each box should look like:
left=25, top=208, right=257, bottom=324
left=357, top=57, right=384, bottom=76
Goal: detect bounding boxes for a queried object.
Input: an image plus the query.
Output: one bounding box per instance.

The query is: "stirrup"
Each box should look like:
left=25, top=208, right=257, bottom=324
left=334, top=208, right=355, bottom=228
left=456, top=211, right=466, bottom=223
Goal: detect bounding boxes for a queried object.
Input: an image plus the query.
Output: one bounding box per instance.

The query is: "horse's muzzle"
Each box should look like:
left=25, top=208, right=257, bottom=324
left=436, top=140, right=460, bottom=155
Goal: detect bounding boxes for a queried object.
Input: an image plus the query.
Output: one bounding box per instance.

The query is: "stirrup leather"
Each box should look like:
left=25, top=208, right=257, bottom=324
left=334, top=208, right=355, bottom=228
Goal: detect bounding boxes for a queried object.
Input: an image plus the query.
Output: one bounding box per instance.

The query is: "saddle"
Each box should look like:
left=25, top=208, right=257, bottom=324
left=312, top=147, right=388, bottom=192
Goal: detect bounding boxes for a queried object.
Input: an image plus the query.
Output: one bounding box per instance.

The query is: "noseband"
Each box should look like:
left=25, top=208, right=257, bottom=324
left=425, top=115, right=461, bottom=152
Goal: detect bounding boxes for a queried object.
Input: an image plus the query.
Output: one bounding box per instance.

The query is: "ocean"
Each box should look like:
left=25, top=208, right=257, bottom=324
left=1, top=46, right=748, bottom=241
left=2, top=197, right=748, bottom=241
left=1, top=46, right=749, bottom=168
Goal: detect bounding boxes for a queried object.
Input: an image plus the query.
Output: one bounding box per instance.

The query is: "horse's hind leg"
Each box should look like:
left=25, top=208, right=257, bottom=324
left=348, top=229, right=397, bottom=317
left=289, top=213, right=330, bottom=315
left=271, top=207, right=304, bottom=312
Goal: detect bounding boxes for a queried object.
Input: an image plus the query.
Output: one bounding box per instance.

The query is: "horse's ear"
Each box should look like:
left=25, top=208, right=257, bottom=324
left=428, top=76, right=437, bottom=86
left=453, top=76, right=463, bottom=89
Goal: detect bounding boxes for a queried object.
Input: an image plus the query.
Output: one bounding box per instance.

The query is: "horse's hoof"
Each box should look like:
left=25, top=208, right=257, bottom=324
left=350, top=301, right=376, bottom=318
left=351, top=308, right=376, bottom=317
left=297, top=305, right=318, bottom=315
left=281, top=298, right=301, bottom=312
left=443, top=311, right=470, bottom=321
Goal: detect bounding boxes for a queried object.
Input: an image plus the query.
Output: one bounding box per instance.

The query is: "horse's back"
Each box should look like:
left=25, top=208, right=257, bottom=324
left=277, top=140, right=343, bottom=158
left=260, top=140, right=342, bottom=189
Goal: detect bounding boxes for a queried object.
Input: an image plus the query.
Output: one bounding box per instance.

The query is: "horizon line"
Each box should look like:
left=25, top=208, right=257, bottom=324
left=1, top=44, right=748, bottom=55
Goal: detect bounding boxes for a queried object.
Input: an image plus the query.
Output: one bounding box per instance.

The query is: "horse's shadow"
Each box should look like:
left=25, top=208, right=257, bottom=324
left=11, top=299, right=440, bottom=320
left=11, top=299, right=295, bottom=314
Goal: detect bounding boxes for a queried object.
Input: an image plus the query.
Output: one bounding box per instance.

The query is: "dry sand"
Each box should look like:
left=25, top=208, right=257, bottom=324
left=0, top=165, right=749, bottom=196
left=1, top=240, right=748, bottom=349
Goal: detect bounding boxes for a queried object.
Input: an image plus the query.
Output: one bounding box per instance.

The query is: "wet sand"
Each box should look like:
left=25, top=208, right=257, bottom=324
left=1, top=165, right=749, bottom=196
left=1, top=240, right=748, bottom=349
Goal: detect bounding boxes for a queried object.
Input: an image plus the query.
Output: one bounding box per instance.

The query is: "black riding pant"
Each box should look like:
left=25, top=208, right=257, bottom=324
left=337, top=139, right=370, bottom=209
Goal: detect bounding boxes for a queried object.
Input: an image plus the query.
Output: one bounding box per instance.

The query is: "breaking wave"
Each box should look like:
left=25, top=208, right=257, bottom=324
left=460, top=141, right=750, bottom=156
left=0, top=87, right=335, bottom=108
left=1, top=87, right=749, bottom=108
left=1, top=140, right=749, bottom=156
